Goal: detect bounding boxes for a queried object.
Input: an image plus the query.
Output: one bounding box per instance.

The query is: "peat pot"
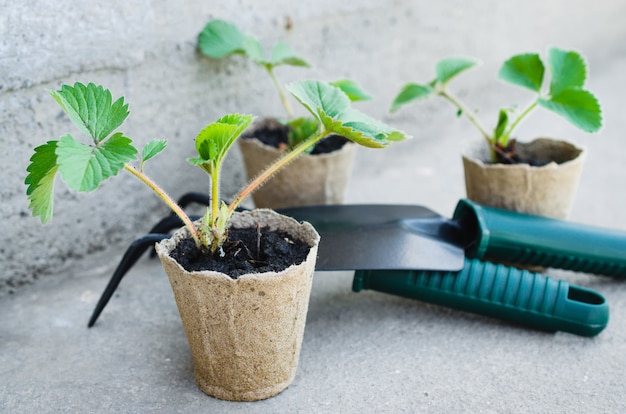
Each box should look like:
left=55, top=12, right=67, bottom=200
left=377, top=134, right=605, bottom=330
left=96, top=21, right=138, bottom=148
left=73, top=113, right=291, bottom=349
left=156, top=209, right=320, bottom=401
left=239, top=118, right=356, bottom=209
left=462, top=138, right=586, bottom=219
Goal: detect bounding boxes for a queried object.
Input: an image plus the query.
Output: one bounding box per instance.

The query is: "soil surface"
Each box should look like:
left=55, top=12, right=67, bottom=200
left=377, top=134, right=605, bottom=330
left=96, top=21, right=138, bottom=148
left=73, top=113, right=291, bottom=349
left=493, top=140, right=550, bottom=166
left=169, top=227, right=311, bottom=279
left=243, top=121, right=349, bottom=155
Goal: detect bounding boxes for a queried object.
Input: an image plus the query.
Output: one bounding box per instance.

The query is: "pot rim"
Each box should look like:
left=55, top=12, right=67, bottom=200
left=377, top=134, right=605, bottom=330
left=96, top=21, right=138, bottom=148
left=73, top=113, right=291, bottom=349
left=239, top=134, right=356, bottom=159
left=241, top=116, right=356, bottom=159
left=155, top=209, right=320, bottom=281
left=462, top=137, right=586, bottom=170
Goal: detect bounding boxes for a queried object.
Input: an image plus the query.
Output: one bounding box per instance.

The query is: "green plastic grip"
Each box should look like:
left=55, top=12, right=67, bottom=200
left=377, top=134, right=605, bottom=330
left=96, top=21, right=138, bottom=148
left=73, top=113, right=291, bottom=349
left=453, top=199, right=626, bottom=277
left=352, top=259, right=608, bottom=337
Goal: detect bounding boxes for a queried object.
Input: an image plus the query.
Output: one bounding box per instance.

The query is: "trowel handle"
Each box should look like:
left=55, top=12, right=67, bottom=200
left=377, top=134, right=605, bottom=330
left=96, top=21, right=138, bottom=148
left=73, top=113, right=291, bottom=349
left=352, top=259, right=608, bottom=337
left=453, top=199, right=626, bottom=277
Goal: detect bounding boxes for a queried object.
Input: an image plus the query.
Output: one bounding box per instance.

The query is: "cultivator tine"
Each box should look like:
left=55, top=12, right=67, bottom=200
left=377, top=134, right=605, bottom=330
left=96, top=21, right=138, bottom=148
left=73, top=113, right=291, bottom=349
left=144, top=192, right=210, bottom=245
left=147, top=214, right=201, bottom=258
left=143, top=191, right=210, bottom=257
left=148, top=214, right=187, bottom=235
left=88, top=233, right=170, bottom=328
left=89, top=192, right=244, bottom=327
left=175, top=192, right=211, bottom=210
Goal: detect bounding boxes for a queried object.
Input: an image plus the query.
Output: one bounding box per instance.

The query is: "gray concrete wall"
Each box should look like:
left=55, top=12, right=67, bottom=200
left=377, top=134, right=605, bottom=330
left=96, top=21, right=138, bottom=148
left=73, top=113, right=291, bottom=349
left=2, top=0, right=625, bottom=296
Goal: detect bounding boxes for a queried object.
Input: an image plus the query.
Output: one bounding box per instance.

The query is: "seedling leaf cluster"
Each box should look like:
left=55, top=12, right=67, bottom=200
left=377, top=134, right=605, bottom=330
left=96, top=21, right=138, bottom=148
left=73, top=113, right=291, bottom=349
left=26, top=81, right=407, bottom=255
left=197, top=19, right=372, bottom=152
left=391, top=47, right=602, bottom=162
left=198, top=19, right=310, bottom=119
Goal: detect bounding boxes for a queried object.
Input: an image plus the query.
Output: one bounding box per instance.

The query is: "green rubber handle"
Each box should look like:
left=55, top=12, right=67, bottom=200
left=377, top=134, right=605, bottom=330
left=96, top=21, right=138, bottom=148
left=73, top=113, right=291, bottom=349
left=352, top=259, right=608, bottom=337
left=453, top=199, right=626, bottom=277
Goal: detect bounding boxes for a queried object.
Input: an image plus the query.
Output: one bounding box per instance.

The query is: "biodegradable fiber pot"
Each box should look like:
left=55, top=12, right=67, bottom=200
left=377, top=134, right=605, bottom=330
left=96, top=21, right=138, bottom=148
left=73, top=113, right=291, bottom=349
left=462, top=138, right=586, bottom=219
left=239, top=119, right=356, bottom=209
left=155, top=209, right=320, bottom=401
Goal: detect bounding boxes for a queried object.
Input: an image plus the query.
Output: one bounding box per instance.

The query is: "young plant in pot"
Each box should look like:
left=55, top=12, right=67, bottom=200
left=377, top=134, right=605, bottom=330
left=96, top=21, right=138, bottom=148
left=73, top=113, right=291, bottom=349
left=25, top=81, right=406, bottom=401
left=391, top=47, right=603, bottom=219
left=198, top=19, right=372, bottom=208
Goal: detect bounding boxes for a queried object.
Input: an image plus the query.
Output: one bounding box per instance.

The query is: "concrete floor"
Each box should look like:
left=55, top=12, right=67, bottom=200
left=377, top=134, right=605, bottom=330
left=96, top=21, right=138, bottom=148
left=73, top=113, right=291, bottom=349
left=2, top=58, right=626, bottom=413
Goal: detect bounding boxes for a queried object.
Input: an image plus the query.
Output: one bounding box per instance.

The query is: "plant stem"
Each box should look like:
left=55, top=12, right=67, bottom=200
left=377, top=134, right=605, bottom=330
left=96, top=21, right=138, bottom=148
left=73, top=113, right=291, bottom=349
left=440, top=89, right=492, bottom=146
left=500, top=100, right=538, bottom=147
left=123, top=164, right=201, bottom=248
left=210, top=166, right=220, bottom=229
left=204, top=165, right=224, bottom=253
left=266, top=66, right=294, bottom=118
left=228, top=128, right=331, bottom=213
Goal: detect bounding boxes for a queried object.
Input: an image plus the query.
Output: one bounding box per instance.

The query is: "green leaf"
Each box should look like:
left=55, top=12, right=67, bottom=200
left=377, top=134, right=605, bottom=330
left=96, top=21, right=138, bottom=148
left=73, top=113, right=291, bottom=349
left=25, top=141, right=58, bottom=196
left=341, top=108, right=408, bottom=143
left=190, top=114, right=254, bottom=173
left=56, top=133, right=138, bottom=192
left=285, top=117, right=319, bottom=150
left=197, top=19, right=310, bottom=72
left=28, top=165, right=59, bottom=224
left=269, top=41, right=311, bottom=67
left=141, top=140, right=167, bottom=164
left=196, top=19, right=280, bottom=65
left=538, top=89, right=602, bottom=133
left=287, top=80, right=409, bottom=148
left=390, top=83, right=434, bottom=112
left=493, top=109, right=509, bottom=140
left=498, top=53, right=545, bottom=92
left=330, top=79, right=372, bottom=102
left=25, top=141, right=60, bottom=224
left=436, top=57, right=480, bottom=85
left=49, top=82, right=129, bottom=143
left=243, top=35, right=266, bottom=63
left=197, top=19, right=248, bottom=58
left=287, top=80, right=351, bottom=123
left=547, top=47, right=587, bottom=96
left=186, top=157, right=208, bottom=168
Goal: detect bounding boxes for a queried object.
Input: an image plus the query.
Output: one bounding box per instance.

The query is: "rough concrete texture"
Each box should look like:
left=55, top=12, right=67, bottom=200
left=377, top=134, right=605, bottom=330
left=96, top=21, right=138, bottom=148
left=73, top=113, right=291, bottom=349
left=2, top=1, right=626, bottom=411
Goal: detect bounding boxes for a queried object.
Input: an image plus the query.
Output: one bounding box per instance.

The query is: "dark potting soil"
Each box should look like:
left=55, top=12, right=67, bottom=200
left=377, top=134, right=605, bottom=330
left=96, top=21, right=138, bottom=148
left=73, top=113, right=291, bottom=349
left=169, top=227, right=312, bottom=279
left=243, top=122, right=349, bottom=155
left=492, top=140, right=550, bottom=167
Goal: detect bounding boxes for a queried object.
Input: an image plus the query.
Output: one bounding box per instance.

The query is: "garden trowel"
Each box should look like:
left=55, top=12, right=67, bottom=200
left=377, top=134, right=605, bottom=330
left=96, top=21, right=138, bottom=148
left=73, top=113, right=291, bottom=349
left=277, top=198, right=626, bottom=277
left=275, top=198, right=626, bottom=337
